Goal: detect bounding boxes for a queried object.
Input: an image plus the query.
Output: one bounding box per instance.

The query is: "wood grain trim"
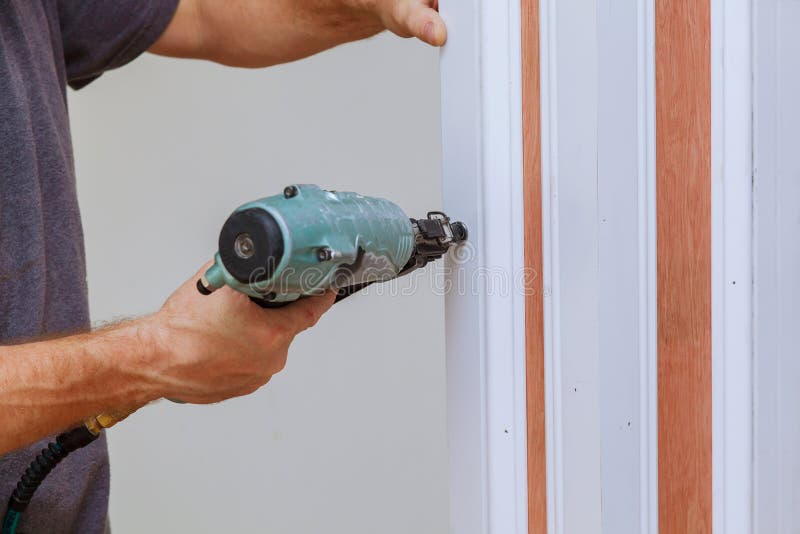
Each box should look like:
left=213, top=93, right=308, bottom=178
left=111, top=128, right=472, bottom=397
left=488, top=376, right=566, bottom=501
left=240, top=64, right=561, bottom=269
left=521, top=0, right=546, bottom=532
left=655, top=1, right=712, bottom=532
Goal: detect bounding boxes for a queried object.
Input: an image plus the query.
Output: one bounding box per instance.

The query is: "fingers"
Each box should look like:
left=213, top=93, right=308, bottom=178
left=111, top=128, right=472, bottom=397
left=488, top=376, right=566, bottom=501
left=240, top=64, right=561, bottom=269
left=272, top=291, right=338, bottom=334
left=400, top=2, right=447, bottom=46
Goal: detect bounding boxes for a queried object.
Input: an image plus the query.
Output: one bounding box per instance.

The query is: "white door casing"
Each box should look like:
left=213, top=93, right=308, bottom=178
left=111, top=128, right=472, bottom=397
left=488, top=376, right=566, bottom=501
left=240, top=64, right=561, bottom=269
left=439, top=0, right=528, bottom=533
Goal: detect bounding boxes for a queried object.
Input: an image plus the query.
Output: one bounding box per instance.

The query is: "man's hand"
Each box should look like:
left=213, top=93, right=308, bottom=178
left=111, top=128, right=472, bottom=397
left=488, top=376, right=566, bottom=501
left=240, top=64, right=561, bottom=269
left=150, top=0, right=446, bottom=68
left=0, top=265, right=334, bottom=455
left=150, top=265, right=336, bottom=404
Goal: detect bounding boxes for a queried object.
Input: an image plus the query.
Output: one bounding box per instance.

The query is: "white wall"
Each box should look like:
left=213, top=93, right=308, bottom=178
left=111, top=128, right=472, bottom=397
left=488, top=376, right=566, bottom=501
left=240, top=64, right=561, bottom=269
left=68, top=34, right=448, bottom=534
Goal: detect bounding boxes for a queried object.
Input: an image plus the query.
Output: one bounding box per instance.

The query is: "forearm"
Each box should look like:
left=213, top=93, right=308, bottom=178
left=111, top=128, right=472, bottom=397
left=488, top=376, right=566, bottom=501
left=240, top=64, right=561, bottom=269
left=153, top=0, right=384, bottom=67
left=0, top=318, right=166, bottom=455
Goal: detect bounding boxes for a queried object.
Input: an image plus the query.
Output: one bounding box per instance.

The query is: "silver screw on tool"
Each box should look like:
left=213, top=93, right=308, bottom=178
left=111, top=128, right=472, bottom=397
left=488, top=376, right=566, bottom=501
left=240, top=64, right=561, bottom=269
left=234, top=233, right=255, bottom=259
left=316, top=247, right=333, bottom=262
left=283, top=185, right=299, bottom=199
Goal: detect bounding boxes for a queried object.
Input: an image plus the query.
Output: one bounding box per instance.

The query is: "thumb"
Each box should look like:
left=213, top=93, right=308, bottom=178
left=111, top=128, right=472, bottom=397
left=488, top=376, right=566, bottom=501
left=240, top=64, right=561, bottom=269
left=396, top=2, right=447, bottom=46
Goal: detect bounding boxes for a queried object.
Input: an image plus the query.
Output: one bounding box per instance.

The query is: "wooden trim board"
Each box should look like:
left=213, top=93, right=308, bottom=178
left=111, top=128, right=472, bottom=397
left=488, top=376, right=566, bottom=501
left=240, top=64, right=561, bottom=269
left=655, top=0, right=713, bottom=532
left=521, top=0, right=546, bottom=532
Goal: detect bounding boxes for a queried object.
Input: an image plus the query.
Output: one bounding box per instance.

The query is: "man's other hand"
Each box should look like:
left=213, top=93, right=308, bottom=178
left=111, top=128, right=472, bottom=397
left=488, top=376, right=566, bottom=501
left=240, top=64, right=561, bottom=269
left=363, top=0, right=446, bottom=46
left=150, top=0, right=447, bottom=68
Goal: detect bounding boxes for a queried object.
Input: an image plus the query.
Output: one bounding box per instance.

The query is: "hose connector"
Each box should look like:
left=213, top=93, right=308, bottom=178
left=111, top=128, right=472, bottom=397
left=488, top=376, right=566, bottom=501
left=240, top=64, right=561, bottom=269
left=84, top=407, right=137, bottom=436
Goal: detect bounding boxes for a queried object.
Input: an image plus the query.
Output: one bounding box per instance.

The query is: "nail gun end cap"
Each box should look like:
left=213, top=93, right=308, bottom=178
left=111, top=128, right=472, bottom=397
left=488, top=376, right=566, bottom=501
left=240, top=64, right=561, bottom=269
left=218, top=207, right=285, bottom=285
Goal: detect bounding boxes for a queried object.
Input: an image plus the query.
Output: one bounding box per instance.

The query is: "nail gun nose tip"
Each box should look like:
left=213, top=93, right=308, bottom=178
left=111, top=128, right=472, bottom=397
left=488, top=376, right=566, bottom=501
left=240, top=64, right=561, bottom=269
left=452, top=222, right=468, bottom=242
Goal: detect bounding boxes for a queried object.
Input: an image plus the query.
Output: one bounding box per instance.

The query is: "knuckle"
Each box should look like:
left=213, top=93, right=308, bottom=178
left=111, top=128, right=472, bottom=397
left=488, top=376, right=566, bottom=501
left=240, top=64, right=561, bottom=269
left=270, top=350, right=289, bottom=374
left=269, top=322, right=293, bottom=342
left=391, top=1, right=411, bottom=25
left=240, top=382, right=262, bottom=397
left=302, top=308, right=319, bottom=328
left=390, top=1, right=403, bottom=19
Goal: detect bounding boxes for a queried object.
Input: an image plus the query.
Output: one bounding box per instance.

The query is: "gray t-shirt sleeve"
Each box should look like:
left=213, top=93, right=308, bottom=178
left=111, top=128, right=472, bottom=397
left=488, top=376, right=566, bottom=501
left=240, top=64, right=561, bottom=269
left=58, top=0, right=181, bottom=89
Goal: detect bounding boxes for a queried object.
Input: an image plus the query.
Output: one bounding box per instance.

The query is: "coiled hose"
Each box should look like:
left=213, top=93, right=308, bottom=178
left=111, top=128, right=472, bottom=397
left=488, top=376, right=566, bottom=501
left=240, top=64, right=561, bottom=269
left=2, top=426, right=99, bottom=534
left=2, top=409, right=134, bottom=534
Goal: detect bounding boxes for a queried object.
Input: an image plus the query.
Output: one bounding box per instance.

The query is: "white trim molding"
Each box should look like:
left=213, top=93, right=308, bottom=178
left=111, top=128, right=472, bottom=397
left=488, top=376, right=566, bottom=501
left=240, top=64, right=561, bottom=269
left=438, top=1, right=528, bottom=533
left=539, top=0, right=658, bottom=532
left=711, top=0, right=754, bottom=533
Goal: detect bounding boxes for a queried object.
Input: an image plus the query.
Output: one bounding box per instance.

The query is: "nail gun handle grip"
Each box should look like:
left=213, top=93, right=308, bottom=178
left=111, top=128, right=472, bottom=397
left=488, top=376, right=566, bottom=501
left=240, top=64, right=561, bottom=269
left=199, top=280, right=377, bottom=309
left=248, top=282, right=376, bottom=308
left=249, top=296, right=290, bottom=309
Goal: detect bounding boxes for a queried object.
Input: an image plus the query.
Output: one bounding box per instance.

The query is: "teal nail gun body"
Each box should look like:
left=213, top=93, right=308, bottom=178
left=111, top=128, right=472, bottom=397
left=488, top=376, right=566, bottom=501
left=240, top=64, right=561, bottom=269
left=198, top=184, right=468, bottom=305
